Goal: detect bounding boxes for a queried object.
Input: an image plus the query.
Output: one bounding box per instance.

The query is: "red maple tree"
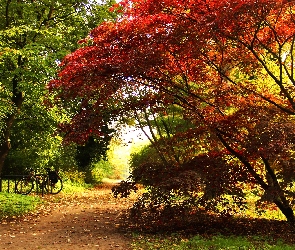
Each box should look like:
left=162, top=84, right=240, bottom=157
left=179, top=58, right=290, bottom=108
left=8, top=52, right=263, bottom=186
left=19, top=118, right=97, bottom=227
left=49, top=0, right=295, bottom=223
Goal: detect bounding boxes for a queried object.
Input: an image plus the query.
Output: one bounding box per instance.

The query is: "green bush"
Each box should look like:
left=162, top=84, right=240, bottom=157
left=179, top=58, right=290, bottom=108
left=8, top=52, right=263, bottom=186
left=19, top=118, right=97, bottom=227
left=60, top=159, right=114, bottom=185
left=61, top=169, right=86, bottom=184
left=91, top=160, right=114, bottom=182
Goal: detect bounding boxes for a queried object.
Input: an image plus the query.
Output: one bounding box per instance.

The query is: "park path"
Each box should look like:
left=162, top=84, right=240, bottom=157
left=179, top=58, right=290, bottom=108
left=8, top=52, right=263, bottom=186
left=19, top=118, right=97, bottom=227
left=0, top=183, right=135, bottom=250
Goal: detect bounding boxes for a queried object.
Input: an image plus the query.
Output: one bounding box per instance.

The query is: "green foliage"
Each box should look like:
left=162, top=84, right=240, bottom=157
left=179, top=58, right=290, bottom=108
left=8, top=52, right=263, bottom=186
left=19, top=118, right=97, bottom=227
left=60, top=157, right=115, bottom=185
left=130, top=145, right=163, bottom=178
left=0, top=192, right=42, bottom=219
left=0, top=0, right=118, bottom=173
left=61, top=169, right=86, bottom=185
left=4, top=132, right=78, bottom=175
left=89, top=159, right=114, bottom=183
left=76, top=132, right=114, bottom=173
left=73, top=158, right=115, bottom=184
left=130, top=104, right=202, bottom=166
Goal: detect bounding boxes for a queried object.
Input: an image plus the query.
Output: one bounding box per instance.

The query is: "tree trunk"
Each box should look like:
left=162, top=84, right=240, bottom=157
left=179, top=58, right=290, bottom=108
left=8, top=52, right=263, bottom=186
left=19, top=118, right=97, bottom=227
left=0, top=59, right=24, bottom=174
left=274, top=199, right=295, bottom=224
left=0, top=132, right=10, bottom=175
left=261, top=156, right=295, bottom=224
left=0, top=105, right=23, bottom=175
left=0, top=102, right=23, bottom=175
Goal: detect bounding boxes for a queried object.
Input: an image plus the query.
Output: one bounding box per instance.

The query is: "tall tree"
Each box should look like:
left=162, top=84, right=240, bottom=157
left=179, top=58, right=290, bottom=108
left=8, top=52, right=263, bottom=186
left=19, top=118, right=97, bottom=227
left=49, top=0, right=295, bottom=222
left=0, top=0, right=116, bottom=173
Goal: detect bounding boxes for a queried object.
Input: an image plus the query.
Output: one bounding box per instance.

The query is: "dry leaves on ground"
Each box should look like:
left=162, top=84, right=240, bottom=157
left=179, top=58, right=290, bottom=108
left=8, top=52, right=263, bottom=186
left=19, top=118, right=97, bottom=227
left=0, top=183, right=137, bottom=250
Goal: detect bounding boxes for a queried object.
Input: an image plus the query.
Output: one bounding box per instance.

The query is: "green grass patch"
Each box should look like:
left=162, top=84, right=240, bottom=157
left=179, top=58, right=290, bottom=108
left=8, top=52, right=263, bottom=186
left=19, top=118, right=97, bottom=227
left=0, top=192, right=42, bottom=219
left=132, top=234, right=295, bottom=250
left=0, top=180, right=93, bottom=219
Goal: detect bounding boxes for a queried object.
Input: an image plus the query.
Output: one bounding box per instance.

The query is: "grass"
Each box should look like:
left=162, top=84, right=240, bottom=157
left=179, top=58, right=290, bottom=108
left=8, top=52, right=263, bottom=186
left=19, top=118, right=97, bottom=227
left=0, top=177, right=92, bottom=219
left=132, top=234, right=295, bottom=250
left=0, top=192, right=42, bottom=219
left=61, top=179, right=93, bottom=193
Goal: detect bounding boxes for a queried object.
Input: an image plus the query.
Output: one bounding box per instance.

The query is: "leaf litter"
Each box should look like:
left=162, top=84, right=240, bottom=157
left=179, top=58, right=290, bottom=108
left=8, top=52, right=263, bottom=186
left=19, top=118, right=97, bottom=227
left=0, top=183, right=136, bottom=250
left=1, top=183, right=295, bottom=249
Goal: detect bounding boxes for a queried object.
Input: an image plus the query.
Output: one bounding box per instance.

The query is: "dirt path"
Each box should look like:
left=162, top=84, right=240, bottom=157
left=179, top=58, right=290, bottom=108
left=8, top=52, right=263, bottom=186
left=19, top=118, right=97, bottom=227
left=0, top=184, right=135, bottom=250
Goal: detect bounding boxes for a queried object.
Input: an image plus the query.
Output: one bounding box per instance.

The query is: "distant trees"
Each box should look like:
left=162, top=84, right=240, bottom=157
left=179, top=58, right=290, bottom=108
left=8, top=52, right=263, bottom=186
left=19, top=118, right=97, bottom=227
left=49, top=0, right=295, bottom=222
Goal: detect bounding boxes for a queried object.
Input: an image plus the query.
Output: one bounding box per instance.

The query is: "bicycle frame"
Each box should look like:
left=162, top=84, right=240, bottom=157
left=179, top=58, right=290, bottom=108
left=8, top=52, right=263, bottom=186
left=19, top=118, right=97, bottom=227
left=16, top=168, right=63, bottom=195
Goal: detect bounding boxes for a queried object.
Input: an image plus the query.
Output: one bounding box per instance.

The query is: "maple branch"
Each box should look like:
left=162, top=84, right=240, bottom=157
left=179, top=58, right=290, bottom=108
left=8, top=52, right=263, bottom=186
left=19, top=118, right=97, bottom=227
left=215, top=130, right=268, bottom=190
left=288, top=8, right=295, bottom=81
left=279, top=46, right=284, bottom=86
left=142, top=109, right=158, bottom=142
left=240, top=40, right=295, bottom=111
left=202, top=51, right=295, bottom=115
left=158, top=114, right=182, bottom=164
left=261, top=156, right=292, bottom=200
left=280, top=35, right=295, bottom=86
left=218, top=11, right=295, bottom=112
left=133, top=110, right=153, bottom=141
left=130, top=77, right=200, bottom=115
left=133, top=109, right=169, bottom=165
left=132, top=62, right=221, bottom=116
left=254, top=18, right=295, bottom=87
left=167, top=49, right=191, bottom=92
left=151, top=110, right=164, bottom=140
left=154, top=67, right=226, bottom=117
left=261, top=156, right=280, bottom=188
left=250, top=18, right=266, bottom=49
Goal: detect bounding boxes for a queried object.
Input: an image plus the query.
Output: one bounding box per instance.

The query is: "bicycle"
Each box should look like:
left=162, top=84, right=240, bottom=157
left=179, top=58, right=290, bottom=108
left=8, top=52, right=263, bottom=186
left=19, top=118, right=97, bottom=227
left=16, top=168, right=63, bottom=195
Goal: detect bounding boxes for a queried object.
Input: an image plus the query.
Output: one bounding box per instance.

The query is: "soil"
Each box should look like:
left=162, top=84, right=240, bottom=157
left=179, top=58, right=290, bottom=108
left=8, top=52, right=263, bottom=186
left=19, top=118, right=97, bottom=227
left=0, top=182, right=136, bottom=250
left=3, top=181, right=294, bottom=250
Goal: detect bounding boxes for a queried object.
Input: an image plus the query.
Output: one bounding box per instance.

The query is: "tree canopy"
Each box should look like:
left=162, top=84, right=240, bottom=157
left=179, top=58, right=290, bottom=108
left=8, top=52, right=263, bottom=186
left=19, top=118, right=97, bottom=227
left=49, top=0, right=295, bottom=223
left=0, top=0, right=117, bottom=174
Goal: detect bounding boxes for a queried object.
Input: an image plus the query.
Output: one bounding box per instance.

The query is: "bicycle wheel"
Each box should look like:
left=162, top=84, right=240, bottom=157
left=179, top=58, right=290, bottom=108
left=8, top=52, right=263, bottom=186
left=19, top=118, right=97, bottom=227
left=16, top=178, right=34, bottom=195
left=44, top=176, right=63, bottom=194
